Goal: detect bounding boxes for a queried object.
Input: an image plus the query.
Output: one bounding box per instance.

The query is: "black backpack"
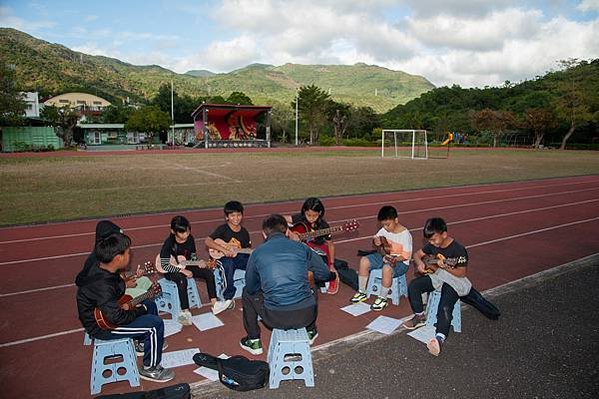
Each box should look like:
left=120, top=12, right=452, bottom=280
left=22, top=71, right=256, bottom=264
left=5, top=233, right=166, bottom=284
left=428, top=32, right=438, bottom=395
left=193, top=352, right=269, bottom=392
left=96, top=383, right=190, bottom=398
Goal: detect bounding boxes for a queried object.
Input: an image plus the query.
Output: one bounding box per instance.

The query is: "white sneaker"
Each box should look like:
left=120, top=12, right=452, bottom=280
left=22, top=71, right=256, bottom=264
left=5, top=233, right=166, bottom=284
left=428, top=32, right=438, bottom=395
left=177, top=309, right=193, bottom=326
left=212, top=299, right=233, bottom=315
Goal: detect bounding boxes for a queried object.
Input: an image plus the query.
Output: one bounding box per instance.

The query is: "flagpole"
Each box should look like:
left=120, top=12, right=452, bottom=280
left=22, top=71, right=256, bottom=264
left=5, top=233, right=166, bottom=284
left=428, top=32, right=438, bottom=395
left=171, top=79, right=175, bottom=145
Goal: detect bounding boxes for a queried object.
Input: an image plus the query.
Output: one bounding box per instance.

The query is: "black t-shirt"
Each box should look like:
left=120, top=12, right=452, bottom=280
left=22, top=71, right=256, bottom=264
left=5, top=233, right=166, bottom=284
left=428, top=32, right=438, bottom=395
left=291, top=213, right=331, bottom=245
left=209, top=224, right=252, bottom=248
left=422, top=239, right=468, bottom=268
left=159, top=235, right=197, bottom=273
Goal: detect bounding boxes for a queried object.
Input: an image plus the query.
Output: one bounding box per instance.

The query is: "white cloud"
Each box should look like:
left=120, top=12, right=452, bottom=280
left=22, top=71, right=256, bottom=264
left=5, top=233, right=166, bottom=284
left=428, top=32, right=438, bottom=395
left=577, top=0, right=599, bottom=11
left=0, top=6, right=56, bottom=31
left=200, top=35, right=260, bottom=71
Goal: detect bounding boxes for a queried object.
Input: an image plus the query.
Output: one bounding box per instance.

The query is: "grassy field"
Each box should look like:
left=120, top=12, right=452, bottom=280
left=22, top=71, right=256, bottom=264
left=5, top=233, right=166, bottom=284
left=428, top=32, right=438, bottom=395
left=1, top=148, right=598, bottom=226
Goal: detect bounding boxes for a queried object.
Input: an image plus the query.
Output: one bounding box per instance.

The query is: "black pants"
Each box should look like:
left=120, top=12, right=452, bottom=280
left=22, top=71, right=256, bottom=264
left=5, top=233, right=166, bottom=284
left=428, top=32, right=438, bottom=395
left=165, top=266, right=217, bottom=310
left=242, top=288, right=318, bottom=340
left=408, top=275, right=500, bottom=337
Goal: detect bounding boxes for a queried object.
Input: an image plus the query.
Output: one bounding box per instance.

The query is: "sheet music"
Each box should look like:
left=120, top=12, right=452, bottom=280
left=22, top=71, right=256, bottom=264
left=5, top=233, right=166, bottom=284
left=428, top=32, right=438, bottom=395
left=366, top=315, right=402, bottom=335
left=406, top=324, right=436, bottom=344
left=191, top=313, right=224, bottom=331
left=163, top=319, right=183, bottom=338
left=340, top=302, right=371, bottom=316
left=161, top=348, right=200, bottom=368
left=193, top=354, right=230, bottom=381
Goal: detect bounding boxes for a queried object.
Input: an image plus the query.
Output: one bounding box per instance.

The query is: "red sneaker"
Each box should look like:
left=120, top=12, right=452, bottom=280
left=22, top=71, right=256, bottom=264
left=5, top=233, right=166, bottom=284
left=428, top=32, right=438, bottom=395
left=327, top=273, right=340, bottom=294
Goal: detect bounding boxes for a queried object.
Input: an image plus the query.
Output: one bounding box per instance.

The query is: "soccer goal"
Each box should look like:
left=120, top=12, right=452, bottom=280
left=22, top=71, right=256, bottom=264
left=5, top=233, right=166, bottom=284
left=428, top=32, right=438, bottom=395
left=381, top=129, right=428, bottom=159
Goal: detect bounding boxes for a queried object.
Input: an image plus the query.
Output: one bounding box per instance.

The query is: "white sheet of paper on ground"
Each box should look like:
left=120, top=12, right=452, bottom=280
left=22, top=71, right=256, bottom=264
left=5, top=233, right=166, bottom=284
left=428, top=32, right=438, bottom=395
left=366, top=315, right=402, bottom=335
left=163, top=319, right=183, bottom=338
left=191, top=313, right=224, bottom=331
left=161, top=348, right=200, bottom=368
left=406, top=324, right=436, bottom=344
left=193, top=354, right=230, bottom=381
left=340, top=302, right=371, bottom=316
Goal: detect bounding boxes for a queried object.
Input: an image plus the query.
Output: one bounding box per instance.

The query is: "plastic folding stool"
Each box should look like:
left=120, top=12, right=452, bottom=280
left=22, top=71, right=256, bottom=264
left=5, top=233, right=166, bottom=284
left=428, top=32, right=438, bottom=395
left=425, top=290, right=461, bottom=333
left=90, top=338, right=139, bottom=395
left=267, top=328, right=314, bottom=389
left=366, top=268, right=408, bottom=305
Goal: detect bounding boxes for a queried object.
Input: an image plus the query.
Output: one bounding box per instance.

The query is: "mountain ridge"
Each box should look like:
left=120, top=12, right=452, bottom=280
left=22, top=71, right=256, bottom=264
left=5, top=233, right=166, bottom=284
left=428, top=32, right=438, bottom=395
left=0, top=27, right=435, bottom=112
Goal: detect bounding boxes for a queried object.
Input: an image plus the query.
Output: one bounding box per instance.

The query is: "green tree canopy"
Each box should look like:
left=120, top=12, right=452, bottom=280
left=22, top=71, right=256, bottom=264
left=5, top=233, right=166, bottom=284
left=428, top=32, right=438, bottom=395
left=0, top=63, right=26, bottom=126
left=125, top=105, right=170, bottom=145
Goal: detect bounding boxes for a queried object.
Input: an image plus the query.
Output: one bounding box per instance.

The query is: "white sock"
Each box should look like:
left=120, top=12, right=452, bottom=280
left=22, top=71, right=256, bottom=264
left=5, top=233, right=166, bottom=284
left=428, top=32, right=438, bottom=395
left=380, top=286, right=391, bottom=299
left=358, top=276, right=368, bottom=292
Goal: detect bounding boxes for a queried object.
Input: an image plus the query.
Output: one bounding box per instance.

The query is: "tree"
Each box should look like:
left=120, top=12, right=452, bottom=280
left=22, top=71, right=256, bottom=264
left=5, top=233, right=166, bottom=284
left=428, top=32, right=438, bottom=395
left=524, top=108, right=557, bottom=148
left=124, top=105, right=170, bottom=147
left=271, top=103, right=294, bottom=143
left=100, top=105, right=134, bottom=123
left=0, top=63, right=26, bottom=126
left=554, top=59, right=593, bottom=150
left=294, top=85, right=330, bottom=144
left=470, top=108, right=516, bottom=147
left=40, top=105, right=79, bottom=146
left=226, top=91, right=253, bottom=105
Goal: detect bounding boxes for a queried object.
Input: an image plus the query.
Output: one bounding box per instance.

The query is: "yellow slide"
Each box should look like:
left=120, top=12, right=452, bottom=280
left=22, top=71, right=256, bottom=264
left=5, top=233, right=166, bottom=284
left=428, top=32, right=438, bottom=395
left=441, top=132, right=453, bottom=146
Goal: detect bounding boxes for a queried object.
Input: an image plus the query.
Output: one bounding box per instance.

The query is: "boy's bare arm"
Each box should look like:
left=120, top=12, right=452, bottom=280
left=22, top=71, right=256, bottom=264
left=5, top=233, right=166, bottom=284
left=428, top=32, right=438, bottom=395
left=413, top=249, right=427, bottom=274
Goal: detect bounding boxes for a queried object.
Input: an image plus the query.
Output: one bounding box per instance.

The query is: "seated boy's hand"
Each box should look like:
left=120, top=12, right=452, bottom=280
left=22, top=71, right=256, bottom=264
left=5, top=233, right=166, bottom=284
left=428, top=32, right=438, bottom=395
left=416, top=262, right=427, bottom=274
left=125, top=277, right=138, bottom=288
left=181, top=269, right=193, bottom=278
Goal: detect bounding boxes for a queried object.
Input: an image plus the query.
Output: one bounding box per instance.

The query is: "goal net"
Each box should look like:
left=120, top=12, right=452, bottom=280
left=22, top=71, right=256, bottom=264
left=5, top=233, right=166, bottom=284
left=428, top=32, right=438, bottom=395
left=381, top=129, right=428, bottom=159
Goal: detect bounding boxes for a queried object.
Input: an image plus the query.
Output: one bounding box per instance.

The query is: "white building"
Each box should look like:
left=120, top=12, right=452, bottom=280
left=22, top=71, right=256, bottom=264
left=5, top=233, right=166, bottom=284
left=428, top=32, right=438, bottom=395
left=21, top=92, right=40, bottom=117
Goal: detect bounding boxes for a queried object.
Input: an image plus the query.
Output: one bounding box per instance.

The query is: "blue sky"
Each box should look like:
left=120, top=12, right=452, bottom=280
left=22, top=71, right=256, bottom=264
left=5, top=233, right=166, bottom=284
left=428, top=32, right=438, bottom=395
left=1, top=0, right=598, bottom=87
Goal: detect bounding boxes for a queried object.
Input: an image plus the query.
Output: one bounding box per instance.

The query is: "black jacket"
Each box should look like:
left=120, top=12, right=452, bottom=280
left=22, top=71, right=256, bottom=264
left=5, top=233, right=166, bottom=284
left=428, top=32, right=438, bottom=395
left=76, top=262, right=147, bottom=339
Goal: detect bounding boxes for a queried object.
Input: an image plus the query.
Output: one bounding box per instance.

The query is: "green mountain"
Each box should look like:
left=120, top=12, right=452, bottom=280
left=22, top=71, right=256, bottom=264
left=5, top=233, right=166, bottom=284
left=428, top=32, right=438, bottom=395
left=1, top=28, right=434, bottom=112
left=184, top=70, right=216, bottom=77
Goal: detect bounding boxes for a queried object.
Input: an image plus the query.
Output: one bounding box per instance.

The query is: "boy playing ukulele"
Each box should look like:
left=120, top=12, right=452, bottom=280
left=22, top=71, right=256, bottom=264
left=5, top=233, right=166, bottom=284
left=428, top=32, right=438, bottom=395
left=205, top=201, right=252, bottom=314
left=350, top=205, right=412, bottom=311
left=76, top=232, right=174, bottom=382
left=402, top=217, right=500, bottom=356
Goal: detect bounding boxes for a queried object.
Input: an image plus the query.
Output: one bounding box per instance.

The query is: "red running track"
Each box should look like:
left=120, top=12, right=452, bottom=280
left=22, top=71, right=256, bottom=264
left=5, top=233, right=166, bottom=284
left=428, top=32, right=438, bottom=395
left=1, top=175, right=598, bottom=398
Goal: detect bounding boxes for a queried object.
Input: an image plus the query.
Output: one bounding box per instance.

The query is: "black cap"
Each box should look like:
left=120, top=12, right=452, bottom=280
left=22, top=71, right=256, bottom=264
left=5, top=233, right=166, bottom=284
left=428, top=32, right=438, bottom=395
left=95, top=220, right=123, bottom=243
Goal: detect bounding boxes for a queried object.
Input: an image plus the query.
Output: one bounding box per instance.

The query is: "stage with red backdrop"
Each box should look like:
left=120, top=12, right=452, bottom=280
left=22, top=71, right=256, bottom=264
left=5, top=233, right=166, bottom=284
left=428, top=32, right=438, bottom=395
left=191, top=103, right=272, bottom=148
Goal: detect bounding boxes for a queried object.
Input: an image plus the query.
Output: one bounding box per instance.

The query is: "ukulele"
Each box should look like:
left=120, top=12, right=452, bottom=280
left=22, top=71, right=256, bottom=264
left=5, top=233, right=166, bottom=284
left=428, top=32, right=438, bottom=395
left=120, top=261, right=157, bottom=282
left=155, top=254, right=217, bottom=274
left=291, top=219, right=360, bottom=262
left=94, top=283, right=162, bottom=330
left=208, top=238, right=253, bottom=260
left=375, top=236, right=405, bottom=266
left=421, top=254, right=459, bottom=274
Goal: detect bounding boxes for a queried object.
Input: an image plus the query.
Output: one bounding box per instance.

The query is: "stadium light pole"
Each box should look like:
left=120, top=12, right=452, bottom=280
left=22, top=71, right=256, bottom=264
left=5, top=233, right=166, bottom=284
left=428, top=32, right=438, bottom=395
left=295, top=90, right=299, bottom=146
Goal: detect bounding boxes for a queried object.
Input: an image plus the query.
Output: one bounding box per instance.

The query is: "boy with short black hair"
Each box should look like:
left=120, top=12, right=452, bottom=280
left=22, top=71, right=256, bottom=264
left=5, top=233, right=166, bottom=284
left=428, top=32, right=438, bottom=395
left=205, top=200, right=252, bottom=314
left=350, top=205, right=412, bottom=311
left=403, top=217, right=500, bottom=356
left=76, top=233, right=174, bottom=382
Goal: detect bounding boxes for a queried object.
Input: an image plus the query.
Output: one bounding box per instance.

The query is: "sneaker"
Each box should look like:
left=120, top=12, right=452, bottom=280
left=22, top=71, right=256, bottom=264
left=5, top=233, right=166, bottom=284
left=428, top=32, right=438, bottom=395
left=307, top=329, right=319, bottom=345
left=402, top=313, right=426, bottom=330
left=427, top=337, right=442, bottom=356
left=139, top=364, right=175, bottom=382
left=327, top=273, right=340, bottom=294
left=350, top=291, right=368, bottom=303
left=177, top=309, right=193, bottom=326
left=371, top=296, right=388, bottom=311
left=135, top=340, right=169, bottom=357
left=212, top=299, right=234, bottom=315
left=240, top=336, right=263, bottom=355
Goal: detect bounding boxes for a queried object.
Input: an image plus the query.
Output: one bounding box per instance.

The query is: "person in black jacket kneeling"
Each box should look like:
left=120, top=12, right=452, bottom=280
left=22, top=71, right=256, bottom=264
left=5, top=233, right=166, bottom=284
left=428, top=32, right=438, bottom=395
left=76, top=232, right=174, bottom=382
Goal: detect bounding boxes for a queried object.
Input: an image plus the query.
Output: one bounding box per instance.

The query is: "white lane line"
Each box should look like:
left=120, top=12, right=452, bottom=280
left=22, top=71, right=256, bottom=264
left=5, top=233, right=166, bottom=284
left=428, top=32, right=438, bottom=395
left=1, top=179, right=595, bottom=245
left=466, top=216, right=599, bottom=248
left=1, top=187, right=598, bottom=266
left=166, top=161, right=241, bottom=183
left=2, top=214, right=597, bottom=348
left=0, top=327, right=84, bottom=348
left=0, top=283, right=76, bottom=298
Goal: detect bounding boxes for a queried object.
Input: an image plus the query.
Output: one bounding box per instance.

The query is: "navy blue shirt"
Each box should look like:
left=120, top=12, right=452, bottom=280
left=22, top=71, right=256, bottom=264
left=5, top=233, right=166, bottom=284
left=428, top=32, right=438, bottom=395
left=245, top=232, right=330, bottom=310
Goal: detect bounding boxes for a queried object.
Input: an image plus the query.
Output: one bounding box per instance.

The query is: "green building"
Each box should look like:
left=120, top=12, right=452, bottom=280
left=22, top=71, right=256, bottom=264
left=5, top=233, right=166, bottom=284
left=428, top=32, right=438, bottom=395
left=1, top=126, right=63, bottom=152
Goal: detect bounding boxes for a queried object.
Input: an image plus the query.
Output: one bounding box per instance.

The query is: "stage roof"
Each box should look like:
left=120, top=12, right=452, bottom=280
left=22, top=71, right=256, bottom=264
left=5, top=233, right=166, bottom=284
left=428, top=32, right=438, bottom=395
left=190, top=103, right=272, bottom=120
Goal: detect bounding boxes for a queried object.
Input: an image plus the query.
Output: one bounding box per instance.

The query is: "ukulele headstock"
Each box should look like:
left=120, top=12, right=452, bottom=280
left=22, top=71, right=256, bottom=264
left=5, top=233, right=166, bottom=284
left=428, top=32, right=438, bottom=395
left=343, top=219, right=360, bottom=233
